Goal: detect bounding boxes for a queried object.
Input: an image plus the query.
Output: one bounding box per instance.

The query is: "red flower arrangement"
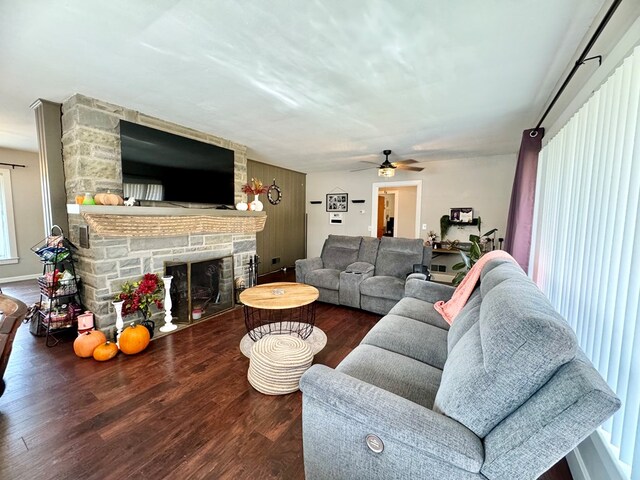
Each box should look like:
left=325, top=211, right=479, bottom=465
left=115, top=273, right=164, bottom=319
left=241, top=178, right=268, bottom=195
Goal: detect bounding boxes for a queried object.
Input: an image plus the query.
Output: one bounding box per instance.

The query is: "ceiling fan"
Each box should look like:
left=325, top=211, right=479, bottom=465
left=352, top=150, right=423, bottom=177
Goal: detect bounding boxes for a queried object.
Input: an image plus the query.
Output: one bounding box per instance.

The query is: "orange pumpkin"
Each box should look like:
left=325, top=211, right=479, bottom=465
left=119, top=324, right=150, bottom=355
left=75, top=195, right=85, bottom=205
left=93, top=341, right=119, bottom=361
left=73, top=330, right=107, bottom=358
left=94, top=191, right=124, bottom=206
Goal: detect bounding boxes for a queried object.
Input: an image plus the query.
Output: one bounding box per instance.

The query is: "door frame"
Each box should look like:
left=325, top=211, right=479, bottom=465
left=370, top=180, right=422, bottom=239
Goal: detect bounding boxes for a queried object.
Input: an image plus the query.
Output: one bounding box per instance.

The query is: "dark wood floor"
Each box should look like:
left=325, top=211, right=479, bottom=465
left=0, top=275, right=572, bottom=480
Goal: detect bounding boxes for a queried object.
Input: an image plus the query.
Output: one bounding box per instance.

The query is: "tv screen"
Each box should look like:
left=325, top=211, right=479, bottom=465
left=120, top=120, right=235, bottom=206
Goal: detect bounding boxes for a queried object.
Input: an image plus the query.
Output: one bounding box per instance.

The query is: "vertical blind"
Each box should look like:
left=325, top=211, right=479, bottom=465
left=530, top=45, right=640, bottom=479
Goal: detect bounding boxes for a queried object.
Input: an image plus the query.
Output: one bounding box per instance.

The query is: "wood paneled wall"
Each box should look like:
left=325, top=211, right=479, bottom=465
left=247, top=160, right=306, bottom=275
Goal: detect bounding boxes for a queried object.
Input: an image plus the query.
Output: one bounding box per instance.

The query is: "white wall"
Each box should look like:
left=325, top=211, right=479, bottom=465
left=0, top=147, right=45, bottom=281
left=306, top=154, right=516, bottom=257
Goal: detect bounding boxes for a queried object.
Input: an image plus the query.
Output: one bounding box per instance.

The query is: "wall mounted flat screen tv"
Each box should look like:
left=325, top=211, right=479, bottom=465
left=120, top=120, right=235, bottom=206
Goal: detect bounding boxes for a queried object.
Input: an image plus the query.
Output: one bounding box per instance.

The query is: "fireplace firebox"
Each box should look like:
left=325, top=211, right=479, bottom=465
left=165, top=256, right=234, bottom=324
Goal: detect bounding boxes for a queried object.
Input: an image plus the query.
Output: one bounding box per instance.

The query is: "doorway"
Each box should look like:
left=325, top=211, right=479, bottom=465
left=371, top=180, right=422, bottom=239
left=377, top=192, right=397, bottom=238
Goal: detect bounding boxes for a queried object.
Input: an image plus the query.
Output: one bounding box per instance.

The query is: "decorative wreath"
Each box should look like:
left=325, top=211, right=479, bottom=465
left=267, top=180, right=282, bottom=205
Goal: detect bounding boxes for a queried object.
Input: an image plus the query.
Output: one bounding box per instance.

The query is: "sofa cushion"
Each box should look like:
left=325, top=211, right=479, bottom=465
left=433, top=274, right=578, bottom=438
left=480, top=258, right=524, bottom=296
left=344, top=261, right=374, bottom=274
left=447, top=289, right=481, bottom=353
left=375, top=237, right=424, bottom=278
left=389, top=297, right=450, bottom=330
left=337, top=344, right=442, bottom=409
left=360, top=275, right=405, bottom=301
left=358, top=237, right=380, bottom=264
left=321, top=235, right=362, bottom=270
left=361, top=314, right=448, bottom=370
left=305, top=269, right=340, bottom=291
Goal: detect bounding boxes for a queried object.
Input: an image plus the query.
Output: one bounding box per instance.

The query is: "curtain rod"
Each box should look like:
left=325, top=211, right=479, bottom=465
left=0, top=162, right=26, bottom=169
left=531, top=0, right=623, bottom=136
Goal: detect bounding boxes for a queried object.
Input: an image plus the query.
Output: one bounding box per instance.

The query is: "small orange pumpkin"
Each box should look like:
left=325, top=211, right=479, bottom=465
left=119, top=324, right=150, bottom=355
left=75, top=195, right=85, bottom=205
left=94, top=191, right=124, bottom=206
left=73, top=330, right=107, bottom=358
left=93, top=341, right=119, bottom=361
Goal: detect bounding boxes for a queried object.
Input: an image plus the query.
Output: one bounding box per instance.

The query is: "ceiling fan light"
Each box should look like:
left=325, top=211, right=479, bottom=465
left=379, top=167, right=395, bottom=177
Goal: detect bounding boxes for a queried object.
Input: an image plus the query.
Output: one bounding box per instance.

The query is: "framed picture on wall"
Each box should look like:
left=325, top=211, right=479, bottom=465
left=450, top=207, right=473, bottom=223
left=326, top=193, right=348, bottom=212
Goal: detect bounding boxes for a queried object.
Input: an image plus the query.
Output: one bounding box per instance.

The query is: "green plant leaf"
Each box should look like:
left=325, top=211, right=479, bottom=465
left=440, top=215, right=451, bottom=240
left=458, top=250, right=471, bottom=269
left=482, top=228, right=498, bottom=237
left=470, top=242, right=482, bottom=259
left=452, top=271, right=466, bottom=286
left=452, top=262, right=466, bottom=271
left=469, top=234, right=480, bottom=243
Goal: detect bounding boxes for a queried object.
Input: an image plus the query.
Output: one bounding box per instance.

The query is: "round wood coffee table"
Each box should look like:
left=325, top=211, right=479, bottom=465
left=239, top=282, right=319, bottom=341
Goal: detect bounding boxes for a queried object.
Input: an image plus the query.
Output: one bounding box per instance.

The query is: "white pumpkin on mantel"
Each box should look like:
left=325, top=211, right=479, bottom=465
left=236, top=202, right=248, bottom=211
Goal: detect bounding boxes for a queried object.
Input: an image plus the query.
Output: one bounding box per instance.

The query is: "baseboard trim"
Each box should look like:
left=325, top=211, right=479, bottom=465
left=0, top=273, right=39, bottom=284
left=567, top=431, right=628, bottom=480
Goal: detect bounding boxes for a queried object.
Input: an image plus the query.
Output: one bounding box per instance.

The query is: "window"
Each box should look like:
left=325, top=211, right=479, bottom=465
left=0, top=168, right=18, bottom=264
left=530, top=45, right=640, bottom=479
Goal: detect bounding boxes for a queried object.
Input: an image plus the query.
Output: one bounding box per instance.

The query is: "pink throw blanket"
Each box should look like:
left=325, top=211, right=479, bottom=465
left=434, top=250, right=516, bottom=324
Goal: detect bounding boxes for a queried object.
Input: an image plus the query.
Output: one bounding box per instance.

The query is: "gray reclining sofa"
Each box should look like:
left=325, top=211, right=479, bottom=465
left=300, top=258, right=620, bottom=480
left=295, top=235, right=432, bottom=315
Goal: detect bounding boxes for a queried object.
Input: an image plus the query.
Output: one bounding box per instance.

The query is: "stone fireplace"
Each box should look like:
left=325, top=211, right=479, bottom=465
left=61, top=94, right=263, bottom=336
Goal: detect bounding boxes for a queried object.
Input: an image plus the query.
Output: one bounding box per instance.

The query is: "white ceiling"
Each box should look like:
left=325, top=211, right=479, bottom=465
left=0, top=0, right=607, bottom=172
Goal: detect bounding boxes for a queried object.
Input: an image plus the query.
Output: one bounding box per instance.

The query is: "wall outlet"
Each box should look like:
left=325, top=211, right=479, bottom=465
left=422, top=224, right=427, bottom=230
left=271, top=257, right=280, bottom=265
left=367, top=225, right=372, bottom=232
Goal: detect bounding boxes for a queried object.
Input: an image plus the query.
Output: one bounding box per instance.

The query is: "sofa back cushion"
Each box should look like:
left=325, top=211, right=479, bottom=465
left=433, top=269, right=578, bottom=437
left=480, top=258, right=524, bottom=296
left=321, top=235, right=362, bottom=270
left=447, top=289, right=481, bottom=353
left=422, top=246, right=433, bottom=269
left=358, top=237, right=380, bottom=264
left=375, top=237, right=424, bottom=278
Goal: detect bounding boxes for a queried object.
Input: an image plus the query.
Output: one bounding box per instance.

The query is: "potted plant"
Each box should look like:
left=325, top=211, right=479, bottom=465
left=115, top=273, right=164, bottom=338
left=440, top=215, right=451, bottom=241
left=451, top=229, right=498, bottom=286
left=241, top=178, right=268, bottom=211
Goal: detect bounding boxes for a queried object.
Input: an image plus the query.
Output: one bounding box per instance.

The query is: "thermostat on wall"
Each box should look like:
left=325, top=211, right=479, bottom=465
left=329, top=212, right=344, bottom=224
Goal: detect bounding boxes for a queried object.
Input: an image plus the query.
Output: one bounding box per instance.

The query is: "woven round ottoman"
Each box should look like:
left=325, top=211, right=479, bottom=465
left=247, top=334, right=313, bottom=395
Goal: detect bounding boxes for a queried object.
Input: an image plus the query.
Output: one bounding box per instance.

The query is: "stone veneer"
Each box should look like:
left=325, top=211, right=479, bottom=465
left=61, top=94, right=256, bottom=335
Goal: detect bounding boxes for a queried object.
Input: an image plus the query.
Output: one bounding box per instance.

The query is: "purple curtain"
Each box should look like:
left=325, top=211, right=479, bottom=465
left=503, top=128, right=544, bottom=271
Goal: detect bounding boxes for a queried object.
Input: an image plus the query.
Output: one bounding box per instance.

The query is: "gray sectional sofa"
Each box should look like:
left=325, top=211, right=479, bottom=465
left=300, top=258, right=620, bottom=480
left=295, top=235, right=432, bottom=315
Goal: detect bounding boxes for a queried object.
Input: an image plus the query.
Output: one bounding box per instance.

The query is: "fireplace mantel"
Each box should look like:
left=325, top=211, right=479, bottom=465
left=67, top=204, right=266, bottom=237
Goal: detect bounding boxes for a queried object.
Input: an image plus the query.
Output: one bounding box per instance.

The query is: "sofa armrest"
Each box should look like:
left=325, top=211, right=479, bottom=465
left=300, top=365, right=484, bottom=473
left=405, top=278, right=456, bottom=303
left=295, top=257, right=323, bottom=283
left=406, top=272, right=427, bottom=281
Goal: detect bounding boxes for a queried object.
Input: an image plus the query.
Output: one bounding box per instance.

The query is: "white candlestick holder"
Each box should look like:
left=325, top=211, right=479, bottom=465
left=112, top=300, right=124, bottom=346
left=160, top=275, right=177, bottom=332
